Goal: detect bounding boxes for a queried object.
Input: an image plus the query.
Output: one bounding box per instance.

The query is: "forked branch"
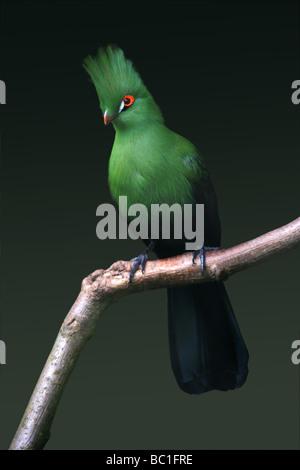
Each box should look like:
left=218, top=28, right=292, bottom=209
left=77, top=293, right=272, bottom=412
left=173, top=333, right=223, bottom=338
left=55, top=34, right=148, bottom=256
left=9, top=217, right=300, bottom=450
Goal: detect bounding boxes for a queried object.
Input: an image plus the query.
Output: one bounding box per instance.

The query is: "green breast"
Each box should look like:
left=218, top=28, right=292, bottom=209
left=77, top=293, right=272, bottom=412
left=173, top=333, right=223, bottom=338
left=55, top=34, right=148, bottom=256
left=108, top=123, right=207, bottom=217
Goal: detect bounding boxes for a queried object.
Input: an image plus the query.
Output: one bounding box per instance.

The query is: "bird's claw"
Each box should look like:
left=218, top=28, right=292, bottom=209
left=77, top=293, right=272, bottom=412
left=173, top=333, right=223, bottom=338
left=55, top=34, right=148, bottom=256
left=129, top=253, right=149, bottom=283
left=193, top=246, right=220, bottom=276
left=192, top=247, right=205, bottom=276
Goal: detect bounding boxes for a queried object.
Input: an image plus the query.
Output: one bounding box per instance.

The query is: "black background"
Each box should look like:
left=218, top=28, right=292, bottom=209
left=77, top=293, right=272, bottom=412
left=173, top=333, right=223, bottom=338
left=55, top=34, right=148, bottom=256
left=0, top=0, right=299, bottom=450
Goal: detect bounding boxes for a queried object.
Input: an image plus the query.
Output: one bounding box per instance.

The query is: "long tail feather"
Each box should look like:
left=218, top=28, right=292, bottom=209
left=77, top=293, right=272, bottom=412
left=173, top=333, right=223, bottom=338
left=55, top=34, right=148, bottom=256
left=167, top=282, right=249, bottom=394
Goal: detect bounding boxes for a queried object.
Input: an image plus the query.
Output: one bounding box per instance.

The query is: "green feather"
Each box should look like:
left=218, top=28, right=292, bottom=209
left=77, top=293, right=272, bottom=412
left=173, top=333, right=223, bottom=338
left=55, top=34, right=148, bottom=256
left=84, top=46, right=249, bottom=397
left=108, top=125, right=205, bottom=214
left=83, top=45, right=163, bottom=126
left=83, top=45, right=208, bottom=213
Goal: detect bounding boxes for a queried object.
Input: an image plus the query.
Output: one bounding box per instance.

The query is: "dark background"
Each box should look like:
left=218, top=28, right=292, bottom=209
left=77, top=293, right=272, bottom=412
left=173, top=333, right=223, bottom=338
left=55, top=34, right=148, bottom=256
left=0, top=0, right=299, bottom=450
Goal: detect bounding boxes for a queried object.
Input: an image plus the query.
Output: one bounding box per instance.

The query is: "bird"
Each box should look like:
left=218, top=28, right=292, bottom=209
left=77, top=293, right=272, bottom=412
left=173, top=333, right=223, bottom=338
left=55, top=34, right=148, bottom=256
left=83, top=45, right=249, bottom=394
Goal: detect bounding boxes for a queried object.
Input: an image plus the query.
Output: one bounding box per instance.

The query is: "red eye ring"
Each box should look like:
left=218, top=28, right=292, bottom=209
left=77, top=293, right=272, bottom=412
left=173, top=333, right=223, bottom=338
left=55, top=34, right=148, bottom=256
left=123, top=95, right=135, bottom=107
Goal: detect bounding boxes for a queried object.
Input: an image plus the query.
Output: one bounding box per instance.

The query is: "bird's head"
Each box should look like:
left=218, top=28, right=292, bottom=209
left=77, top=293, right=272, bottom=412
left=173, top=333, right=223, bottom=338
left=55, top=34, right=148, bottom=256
left=83, top=45, right=163, bottom=131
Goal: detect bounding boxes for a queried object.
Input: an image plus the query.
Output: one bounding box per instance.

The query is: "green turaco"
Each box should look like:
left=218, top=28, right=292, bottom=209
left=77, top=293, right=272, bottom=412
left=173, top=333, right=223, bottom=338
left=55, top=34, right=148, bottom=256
left=83, top=45, right=249, bottom=394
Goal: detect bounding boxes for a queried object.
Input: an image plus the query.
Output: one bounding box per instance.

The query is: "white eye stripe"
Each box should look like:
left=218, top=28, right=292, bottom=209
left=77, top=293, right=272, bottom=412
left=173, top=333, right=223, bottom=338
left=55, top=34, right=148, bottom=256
left=118, top=100, right=125, bottom=113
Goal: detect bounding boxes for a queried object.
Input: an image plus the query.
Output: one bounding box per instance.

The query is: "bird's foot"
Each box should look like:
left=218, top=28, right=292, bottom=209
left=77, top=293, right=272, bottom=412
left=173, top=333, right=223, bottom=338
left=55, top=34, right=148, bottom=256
left=129, top=240, right=155, bottom=283
left=129, top=253, right=149, bottom=283
left=192, top=246, right=220, bottom=276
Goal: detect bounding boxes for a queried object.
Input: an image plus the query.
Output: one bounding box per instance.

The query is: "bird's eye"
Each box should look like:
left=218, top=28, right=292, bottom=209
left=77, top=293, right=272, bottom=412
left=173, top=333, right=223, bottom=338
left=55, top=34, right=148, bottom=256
left=123, top=95, right=135, bottom=107
left=118, top=95, right=135, bottom=114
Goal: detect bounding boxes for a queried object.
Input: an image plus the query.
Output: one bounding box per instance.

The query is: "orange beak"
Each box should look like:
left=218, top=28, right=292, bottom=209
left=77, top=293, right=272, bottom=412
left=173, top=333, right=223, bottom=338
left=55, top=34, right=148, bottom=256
left=104, top=110, right=118, bottom=125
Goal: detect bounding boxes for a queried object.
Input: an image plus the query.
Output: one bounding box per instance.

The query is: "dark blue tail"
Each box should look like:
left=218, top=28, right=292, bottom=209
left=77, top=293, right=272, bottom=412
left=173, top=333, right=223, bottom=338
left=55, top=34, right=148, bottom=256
left=167, top=282, right=249, bottom=394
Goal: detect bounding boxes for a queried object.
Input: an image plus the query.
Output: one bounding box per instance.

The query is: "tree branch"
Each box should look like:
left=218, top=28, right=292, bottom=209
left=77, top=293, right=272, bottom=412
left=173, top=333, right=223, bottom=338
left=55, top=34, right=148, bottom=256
left=9, top=217, right=300, bottom=450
